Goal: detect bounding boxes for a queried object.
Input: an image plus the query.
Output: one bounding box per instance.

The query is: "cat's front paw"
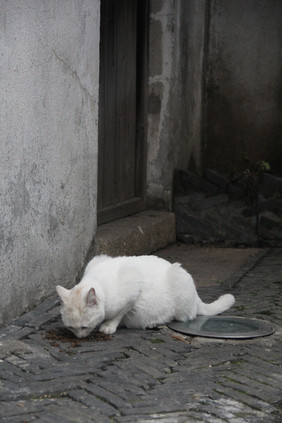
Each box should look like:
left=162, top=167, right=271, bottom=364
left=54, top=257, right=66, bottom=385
left=99, top=322, right=117, bottom=335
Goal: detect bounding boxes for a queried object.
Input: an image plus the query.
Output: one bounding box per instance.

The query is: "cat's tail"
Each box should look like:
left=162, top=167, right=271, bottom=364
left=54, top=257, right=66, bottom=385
left=196, top=293, right=235, bottom=316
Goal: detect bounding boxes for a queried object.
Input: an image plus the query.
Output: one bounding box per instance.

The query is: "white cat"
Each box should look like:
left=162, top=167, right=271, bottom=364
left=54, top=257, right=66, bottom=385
left=56, top=255, right=235, bottom=338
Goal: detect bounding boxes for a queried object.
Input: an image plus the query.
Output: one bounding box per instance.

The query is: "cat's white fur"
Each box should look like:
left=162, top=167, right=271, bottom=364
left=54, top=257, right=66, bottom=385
left=56, top=255, right=235, bottom=338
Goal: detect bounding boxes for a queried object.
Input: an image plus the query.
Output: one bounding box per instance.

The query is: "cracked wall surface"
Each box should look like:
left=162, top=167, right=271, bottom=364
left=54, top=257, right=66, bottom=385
left=147, top=0, right=206, bottom=208
left=0, top=0, right=100, bottom=325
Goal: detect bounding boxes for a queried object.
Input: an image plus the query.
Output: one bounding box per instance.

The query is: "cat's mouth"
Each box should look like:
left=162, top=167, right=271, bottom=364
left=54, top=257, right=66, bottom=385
left=70, top=329, right=92, bottom=339
left=66, top=326, right=92, bottom=339
left=74, top=332, right=90, bottom=339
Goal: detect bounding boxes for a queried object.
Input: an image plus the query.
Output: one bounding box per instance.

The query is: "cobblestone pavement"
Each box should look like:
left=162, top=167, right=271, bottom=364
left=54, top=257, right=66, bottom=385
left=0, top=249, right=281, bottom=422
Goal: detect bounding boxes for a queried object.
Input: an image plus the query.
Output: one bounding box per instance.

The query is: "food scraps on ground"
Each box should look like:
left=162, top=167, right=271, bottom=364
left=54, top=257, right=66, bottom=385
left=45, top=328, right=112, bottom=347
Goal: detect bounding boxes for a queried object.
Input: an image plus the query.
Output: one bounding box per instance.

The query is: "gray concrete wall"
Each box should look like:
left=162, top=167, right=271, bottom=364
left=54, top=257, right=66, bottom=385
left=204, top=0, right=282, bottom=175
left=0, top=0, right=100, bottom=326
left=173, top=0, right=207, bottom=174
left=147, top=0, right=206, bottom=208
left=147, top=0, right=175, bottom=208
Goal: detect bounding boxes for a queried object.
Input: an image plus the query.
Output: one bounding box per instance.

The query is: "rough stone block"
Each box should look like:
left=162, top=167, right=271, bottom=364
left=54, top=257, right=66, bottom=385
left=257, top=197, right=281, bottom=213
left=259, top=212, right=282, bottom=240
left=261, top=173, right=282, bottom=192
left=178, top=170, right=218, bottom=194
left=175, top=212, right=215, bottom=238
left=174, top=192, right=205, bottom=206
left=228, top=183, right=245, bottom=198
left=190, top=194, right=229, bottom=210
left=95, top=210, right=175, bottom=257
left=206, top=169, right=228, bottom=189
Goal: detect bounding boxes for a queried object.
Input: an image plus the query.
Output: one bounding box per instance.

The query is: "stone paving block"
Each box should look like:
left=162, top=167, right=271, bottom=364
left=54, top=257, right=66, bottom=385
left=5, top=354, right=34, bottom=371
left=175, top=210, right=216, bottom=237
left=214, top=385, right=277, bottom=414
left=249, top=345, right=282, bottom=366
left=115, top=411, right=192, bottom=423
left=84, top=383, right=131, bottom=409
left=112, top=361, right=158, bottom=389
left=145, top=343, right=187, bottom=362
left=228, top=182, right=245, bottom=198
left=148, top=381, right=204, bottom=404
left=190, top=193, right=229, bottom=210
left=1, top=378, right=80, bottom=401
left=119, top=402, right=188, bottom=417
left=243, top=354, right=282, bottom=374
left=127, top=342, right=182, bottom=369
left=186, top=397, right=270, bottom=423
left=206, top=169, right=229, bottom=189
left=9, top=300, right=59, bottom=329
left=125, top=356, right=168, bottom=379
left=1, top=359, right=36, bottom=384
left=47, top=398, right=109, bottom=423
left=93, top=377, right=147, bottom=405
left=34, top=412, right=74, bottom=423
left=0, top=339, right=32, bottom=359
left=19, top=342, right=59, bottom=365
left=231, top=367, right=282, bottom=391
left=0, top=325, right=36, bottom=342
left=95, top=370, right=147, bottom=397
left=261, top=173, right=282, bottom=193
left=179, top=170, right=219, bottom=194
left=0, top=399, right=51, bottom=418
left=219, top=378, right=280, bottom=404
left=169, top=345, right=237, bottom=372
left=168, top=367, right=220, bottom=388
left=74, top=349, right=125, bottom=365
left=68, top=389, right=119, bottom=417
left=27, top=332, right=69, bottom=361
left=174, top=192, right=206, bottom=208
left=0, top=381, right=34, bottom=402
left=259, top=215, right=282, bottom=241
left=24, top=308, right=60, bottom=330
left=1, top=415, right=38, bottom=423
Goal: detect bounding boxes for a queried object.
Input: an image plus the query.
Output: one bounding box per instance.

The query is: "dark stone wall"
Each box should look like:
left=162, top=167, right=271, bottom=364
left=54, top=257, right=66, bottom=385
left=203, top=0, right=282, bottom=176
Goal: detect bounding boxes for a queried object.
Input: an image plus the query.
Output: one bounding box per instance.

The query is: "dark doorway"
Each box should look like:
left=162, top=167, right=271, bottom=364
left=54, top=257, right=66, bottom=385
left=97, top=0, right=148, bottom=224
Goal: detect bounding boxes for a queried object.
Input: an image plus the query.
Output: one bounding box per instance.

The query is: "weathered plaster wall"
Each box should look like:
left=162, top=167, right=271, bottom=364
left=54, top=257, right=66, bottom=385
left=147, top=0, right=175, bottom=208
left=147, top=0, right=206, bottom=208
left=0, top=0, right=100, bottom=325
left=173, top=0, right=206, bottom=174
left=204, top=0, right=282, bottom=175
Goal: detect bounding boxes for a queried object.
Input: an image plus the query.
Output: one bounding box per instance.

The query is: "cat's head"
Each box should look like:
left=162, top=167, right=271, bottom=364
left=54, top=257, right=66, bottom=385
left=56, top=285, right=105, bottom=338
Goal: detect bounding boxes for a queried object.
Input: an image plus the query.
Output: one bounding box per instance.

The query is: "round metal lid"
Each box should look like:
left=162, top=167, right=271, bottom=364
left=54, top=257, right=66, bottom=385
left=167, top=316, right=275, bottom=339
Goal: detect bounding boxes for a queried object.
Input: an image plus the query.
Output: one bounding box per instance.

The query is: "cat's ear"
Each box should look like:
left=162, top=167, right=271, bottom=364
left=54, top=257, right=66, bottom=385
left=56, top=285, right=70, bottom=304
left=86, top=288, right=97, bottom=307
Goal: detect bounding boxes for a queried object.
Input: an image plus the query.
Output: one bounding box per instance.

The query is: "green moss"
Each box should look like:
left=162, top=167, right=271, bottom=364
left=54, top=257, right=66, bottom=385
left=149, top=337, right=165, bottom=344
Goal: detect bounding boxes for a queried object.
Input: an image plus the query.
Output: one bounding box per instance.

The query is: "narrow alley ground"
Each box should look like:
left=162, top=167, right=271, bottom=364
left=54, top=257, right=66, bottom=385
left=0, top=246, right=281, bottom=422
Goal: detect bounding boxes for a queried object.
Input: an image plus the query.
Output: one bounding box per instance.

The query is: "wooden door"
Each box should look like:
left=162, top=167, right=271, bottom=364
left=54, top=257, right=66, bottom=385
left=98, top=0, right=148, bottom=224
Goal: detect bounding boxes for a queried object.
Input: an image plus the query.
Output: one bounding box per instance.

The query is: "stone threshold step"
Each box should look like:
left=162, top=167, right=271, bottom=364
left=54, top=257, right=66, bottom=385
left=95, top=210, right=176, bottom=257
